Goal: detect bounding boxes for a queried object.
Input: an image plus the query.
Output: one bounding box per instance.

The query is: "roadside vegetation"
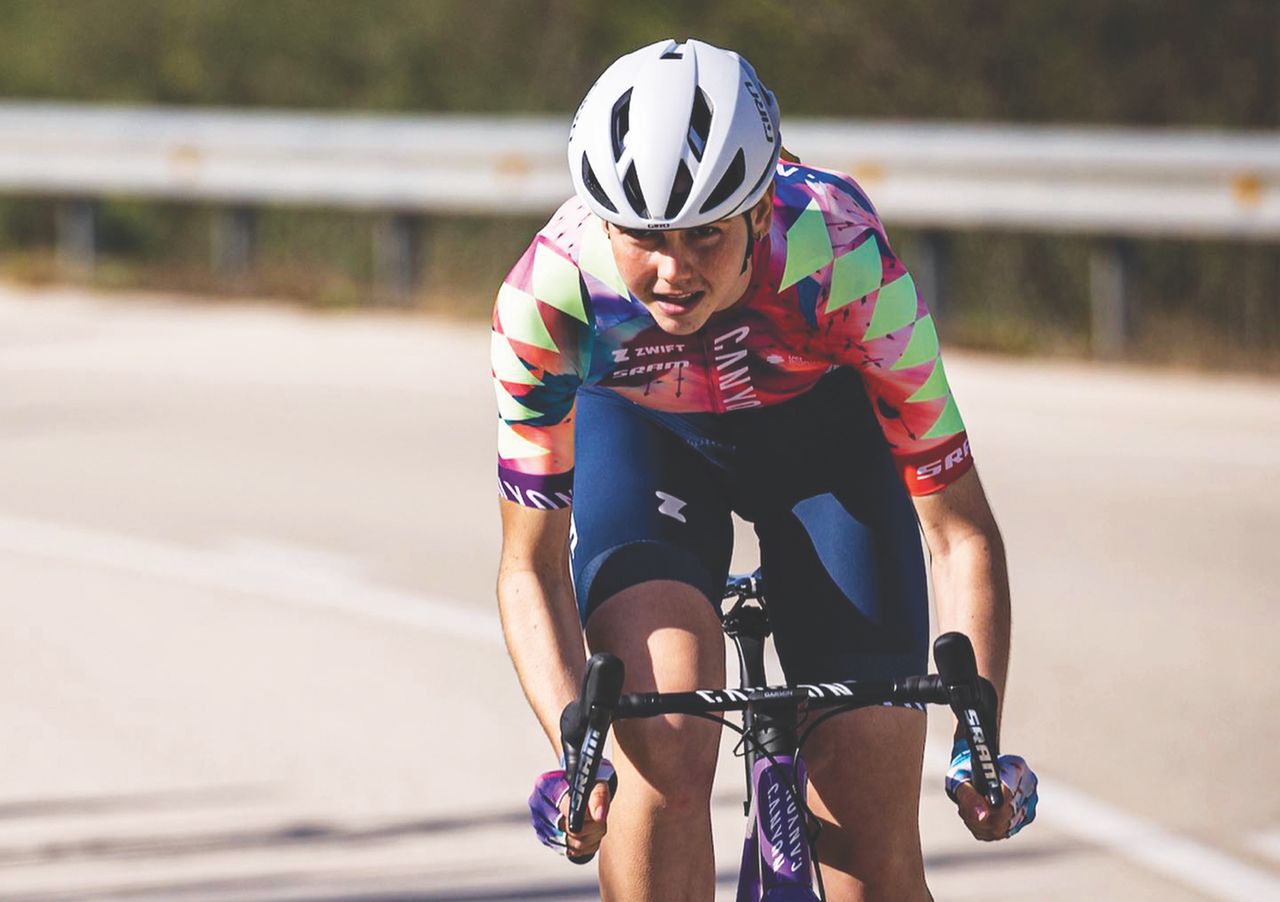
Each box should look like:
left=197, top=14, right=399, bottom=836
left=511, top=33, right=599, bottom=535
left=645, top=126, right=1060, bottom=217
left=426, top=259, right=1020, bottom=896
left=1, top=0, right=1276, bottom=370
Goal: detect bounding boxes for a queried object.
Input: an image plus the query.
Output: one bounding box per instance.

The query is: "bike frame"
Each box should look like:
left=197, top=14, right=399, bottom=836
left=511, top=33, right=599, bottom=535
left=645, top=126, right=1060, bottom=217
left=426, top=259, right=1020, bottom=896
left=721, top=583, right=820, bottom=901
left=560, top=577, right=1003, bottom=902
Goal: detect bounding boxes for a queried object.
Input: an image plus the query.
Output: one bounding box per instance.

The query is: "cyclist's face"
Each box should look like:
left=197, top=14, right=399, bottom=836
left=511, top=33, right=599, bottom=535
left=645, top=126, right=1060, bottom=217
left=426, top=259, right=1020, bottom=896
left=607, top=189, right=773, bottom=336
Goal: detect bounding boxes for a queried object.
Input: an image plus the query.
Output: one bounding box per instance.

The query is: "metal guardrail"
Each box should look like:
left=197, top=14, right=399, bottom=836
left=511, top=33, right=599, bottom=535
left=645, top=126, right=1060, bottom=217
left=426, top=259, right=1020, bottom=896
left=3, top=103, right=1278, bottom=236
left=2, top=102, right=1277, bottom=352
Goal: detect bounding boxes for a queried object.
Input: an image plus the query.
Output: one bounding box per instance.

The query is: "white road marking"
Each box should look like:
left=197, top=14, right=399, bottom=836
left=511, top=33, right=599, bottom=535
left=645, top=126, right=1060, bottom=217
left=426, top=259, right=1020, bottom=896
left=2, top=513, right=1276, bottom=898
left=0, top=513, right=501, bottom=644
left=216, top=536, right=371, bottom=582
left=924, top=742, right=1280, bottom=900
left=1247, top=829, right=1280, bottom=865
left=1041, top=783, right=1280, bottom=901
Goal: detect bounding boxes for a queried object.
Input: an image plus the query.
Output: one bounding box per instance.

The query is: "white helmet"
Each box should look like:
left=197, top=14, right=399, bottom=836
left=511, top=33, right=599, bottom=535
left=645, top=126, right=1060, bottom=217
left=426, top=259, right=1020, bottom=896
left=567, top=38, right=781, bottom=230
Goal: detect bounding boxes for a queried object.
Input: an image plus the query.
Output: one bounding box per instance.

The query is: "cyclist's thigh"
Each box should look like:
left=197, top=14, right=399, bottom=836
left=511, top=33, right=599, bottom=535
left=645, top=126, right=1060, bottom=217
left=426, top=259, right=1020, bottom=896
left=572, top=387, right=731, bottom=786
left=736, top=368, right=929, bottom=685
left=570, top=387, right=734, bottom=625
left=803, top=706, right=929, bottom=893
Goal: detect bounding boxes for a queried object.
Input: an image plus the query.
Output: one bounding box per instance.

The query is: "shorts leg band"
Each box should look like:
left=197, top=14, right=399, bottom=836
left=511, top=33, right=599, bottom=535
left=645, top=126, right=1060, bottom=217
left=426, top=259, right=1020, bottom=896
left=577, top=540, right=718, bottom=624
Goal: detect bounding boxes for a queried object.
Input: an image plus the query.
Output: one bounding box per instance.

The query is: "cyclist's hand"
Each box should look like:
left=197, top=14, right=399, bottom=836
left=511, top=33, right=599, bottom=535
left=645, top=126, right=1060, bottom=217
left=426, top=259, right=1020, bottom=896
left=945, top=740, right=1038, bottom=841
left=528, top=759, right=617, bottom=860
left=559, top=777, right=612, bottom=860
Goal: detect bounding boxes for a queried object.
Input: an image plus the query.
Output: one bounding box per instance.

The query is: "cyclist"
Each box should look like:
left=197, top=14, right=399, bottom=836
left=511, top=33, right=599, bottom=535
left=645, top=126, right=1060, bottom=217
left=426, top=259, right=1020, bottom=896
left=495, top=38, right=1038, bottom=901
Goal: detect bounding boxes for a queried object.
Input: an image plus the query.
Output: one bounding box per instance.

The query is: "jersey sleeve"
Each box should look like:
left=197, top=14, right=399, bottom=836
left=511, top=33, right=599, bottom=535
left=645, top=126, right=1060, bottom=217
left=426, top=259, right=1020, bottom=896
left=814, top=211, right=973, bottom=495
left=492, top=234, right=594, bottom=509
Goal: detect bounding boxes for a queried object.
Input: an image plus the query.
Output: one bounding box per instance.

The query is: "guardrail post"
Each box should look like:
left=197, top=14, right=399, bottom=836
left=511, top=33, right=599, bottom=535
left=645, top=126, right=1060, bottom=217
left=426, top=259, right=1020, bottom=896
left=1089, top=238, right=1132, bottom=359
left=56, top=198, right=96, bottom=276
left=914, top=230, right=949, bottom=319
left=212, top=206, right=256, bottom=283
left=373, top=212, right=422, bottom=305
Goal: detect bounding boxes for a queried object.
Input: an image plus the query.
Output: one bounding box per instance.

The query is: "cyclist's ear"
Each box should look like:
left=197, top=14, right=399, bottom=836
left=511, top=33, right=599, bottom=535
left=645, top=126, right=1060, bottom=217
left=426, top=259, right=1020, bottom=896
left=750, top=183, right=775, bottom=237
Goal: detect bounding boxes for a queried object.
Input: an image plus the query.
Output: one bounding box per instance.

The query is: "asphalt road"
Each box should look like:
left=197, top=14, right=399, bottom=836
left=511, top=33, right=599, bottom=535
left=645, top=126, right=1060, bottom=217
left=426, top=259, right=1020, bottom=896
left=1, top=283, right=1277, bottom=901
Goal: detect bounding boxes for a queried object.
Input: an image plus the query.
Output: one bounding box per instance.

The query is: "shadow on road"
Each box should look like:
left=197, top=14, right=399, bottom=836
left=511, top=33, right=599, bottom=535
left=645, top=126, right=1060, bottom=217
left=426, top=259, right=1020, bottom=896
left=3, top=839, right=1082, bottom=900
left=0, top=785, right=273, bottom=821
left=0, top=807, right=531, bottom=867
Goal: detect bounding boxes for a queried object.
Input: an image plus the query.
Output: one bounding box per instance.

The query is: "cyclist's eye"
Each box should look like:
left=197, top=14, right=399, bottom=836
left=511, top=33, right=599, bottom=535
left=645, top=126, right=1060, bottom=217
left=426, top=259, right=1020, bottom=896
left=690, top=226, right=720, bottom=240
left=620, top=227, right=660, bottom=242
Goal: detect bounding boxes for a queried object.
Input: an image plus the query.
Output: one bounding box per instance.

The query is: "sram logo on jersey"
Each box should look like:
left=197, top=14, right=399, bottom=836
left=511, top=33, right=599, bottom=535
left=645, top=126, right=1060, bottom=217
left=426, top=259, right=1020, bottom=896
left=915, top=439, right=971, bottom=479
left=611, top=359, right=689, bottom=378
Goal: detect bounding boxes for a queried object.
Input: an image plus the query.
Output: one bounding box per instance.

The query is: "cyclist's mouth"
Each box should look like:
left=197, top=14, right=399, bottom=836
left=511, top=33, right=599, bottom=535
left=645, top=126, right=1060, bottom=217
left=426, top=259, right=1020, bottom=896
left=651, top=290, right=704, bottom=315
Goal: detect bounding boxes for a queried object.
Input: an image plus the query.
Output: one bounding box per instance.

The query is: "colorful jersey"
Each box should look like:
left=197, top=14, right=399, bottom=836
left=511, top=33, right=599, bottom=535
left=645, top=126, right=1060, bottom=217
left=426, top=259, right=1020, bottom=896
left=493, top=162, right=973, bottom=510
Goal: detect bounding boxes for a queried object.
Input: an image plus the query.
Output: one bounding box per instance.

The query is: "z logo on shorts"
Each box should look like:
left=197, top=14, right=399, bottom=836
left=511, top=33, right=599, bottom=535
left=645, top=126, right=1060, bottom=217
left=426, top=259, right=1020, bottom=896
left=655, top=491, right=688, bottom=524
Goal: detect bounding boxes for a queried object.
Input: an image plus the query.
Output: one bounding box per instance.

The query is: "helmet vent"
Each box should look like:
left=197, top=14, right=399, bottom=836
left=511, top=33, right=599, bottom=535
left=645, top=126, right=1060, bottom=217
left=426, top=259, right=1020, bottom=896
left=664, top=160, right=694, bottom=220
left=660, top=49, right=684, bottom=59
left=742, top=154, right=775, bottom=206
left=581, top=154, right=618, bottom=214
left=622, top=162, right=649, bottom=219
left=699, top=148, right=745, bottom=214
left=687, top=89, right=712, bottom=161
left=610, top=89, right=632, bottom=163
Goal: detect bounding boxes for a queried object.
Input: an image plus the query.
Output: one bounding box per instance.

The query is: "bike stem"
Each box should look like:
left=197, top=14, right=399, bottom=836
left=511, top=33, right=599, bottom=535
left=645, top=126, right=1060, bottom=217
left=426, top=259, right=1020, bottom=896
left=722, top=599, right=800, bottom=813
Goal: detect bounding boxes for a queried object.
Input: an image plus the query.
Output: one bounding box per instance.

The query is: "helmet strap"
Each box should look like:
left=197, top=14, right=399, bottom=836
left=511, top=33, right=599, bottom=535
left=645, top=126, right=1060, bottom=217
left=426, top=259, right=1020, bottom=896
left=740, top=211, right=755, bottom=275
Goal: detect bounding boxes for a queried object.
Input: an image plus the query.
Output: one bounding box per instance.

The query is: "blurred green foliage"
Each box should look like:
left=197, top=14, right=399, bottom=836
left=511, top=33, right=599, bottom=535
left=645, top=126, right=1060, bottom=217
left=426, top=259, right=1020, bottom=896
left=1, top=0, right=1275, bottom=126
left=0, top=0, right=1276, bottom=368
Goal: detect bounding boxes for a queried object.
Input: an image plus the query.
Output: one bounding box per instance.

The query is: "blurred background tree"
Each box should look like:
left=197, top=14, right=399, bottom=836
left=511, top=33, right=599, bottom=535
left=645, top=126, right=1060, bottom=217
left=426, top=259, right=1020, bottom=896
left=0, top=0, right=1276, bottom=368
left=1, top=0, right=1274, bottom=126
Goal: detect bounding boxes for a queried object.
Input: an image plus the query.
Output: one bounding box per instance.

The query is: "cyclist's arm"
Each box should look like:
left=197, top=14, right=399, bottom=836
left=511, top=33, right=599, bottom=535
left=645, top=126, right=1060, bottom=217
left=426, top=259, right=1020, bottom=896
left=497, top=501, right=585, bottom=754
left=917, top=471, right=1040, bottom=843
left=911, top=467, right=1011, bottom=720
left=492, top=225, right=596, bottom=751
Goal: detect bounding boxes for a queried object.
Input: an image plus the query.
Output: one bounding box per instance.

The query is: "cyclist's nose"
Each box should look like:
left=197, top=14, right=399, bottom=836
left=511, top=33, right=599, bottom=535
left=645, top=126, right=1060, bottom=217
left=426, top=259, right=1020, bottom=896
left=654, top=248, right=693, bottom=288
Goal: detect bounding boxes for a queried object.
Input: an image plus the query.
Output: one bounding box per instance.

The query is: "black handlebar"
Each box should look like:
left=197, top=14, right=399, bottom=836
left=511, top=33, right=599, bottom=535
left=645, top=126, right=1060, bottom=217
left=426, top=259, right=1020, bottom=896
left=609, top=673, right=949, bottom=717
left=558, top=632, right=1003, bottom=863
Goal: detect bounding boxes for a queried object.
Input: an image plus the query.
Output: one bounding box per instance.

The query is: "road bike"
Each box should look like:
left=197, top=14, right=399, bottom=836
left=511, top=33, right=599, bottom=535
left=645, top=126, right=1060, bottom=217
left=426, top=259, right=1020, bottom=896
left=560, top=572, right=1004, bottom=901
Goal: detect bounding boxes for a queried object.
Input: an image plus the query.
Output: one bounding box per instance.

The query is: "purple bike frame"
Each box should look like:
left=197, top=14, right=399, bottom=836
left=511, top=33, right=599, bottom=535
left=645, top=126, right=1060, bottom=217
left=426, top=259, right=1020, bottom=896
left=737, top=755, right=819, bottom=901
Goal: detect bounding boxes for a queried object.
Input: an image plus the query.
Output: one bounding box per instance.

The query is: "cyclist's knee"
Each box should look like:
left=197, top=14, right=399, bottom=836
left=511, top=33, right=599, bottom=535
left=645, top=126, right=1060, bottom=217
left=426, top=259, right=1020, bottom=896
left=585, top=580, right=725, bottom=814
left=614, top=714, right=719, bottom=813
left=804, top=707, right=927, bottom=889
